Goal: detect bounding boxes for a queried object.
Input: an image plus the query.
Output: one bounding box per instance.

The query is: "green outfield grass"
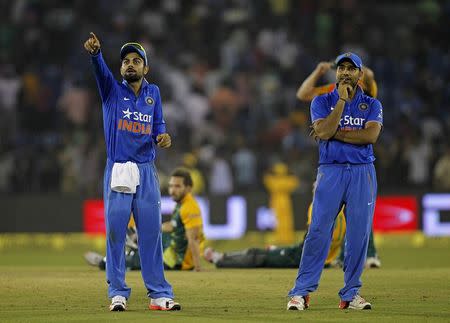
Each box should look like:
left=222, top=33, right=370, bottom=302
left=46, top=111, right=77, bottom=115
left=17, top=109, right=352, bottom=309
left=0, top=233, right=449, bottom=322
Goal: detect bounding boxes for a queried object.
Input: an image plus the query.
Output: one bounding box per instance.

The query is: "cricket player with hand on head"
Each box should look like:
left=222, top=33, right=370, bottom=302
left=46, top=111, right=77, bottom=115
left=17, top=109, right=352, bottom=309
left=84, top=32, right=180, bottom=312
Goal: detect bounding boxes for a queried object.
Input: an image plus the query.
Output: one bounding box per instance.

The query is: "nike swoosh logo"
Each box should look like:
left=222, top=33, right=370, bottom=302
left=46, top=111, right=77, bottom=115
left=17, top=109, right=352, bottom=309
left=124, top=97, right=130, bottom=101
left=368, top=202, right=374, bottom=206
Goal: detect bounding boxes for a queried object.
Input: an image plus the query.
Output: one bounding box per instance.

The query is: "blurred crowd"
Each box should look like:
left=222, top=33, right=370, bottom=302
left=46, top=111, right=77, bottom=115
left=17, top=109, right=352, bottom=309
left=0, top=0, right=449, bottom=197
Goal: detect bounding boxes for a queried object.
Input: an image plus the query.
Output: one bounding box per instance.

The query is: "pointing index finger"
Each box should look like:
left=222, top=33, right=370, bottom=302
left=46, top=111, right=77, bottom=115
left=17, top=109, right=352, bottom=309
left=90, top=32, right=98, bottom=41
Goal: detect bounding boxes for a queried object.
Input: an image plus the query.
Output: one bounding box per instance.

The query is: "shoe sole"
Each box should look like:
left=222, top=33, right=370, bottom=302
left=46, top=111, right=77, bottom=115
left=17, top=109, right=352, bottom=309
left=287, top=306, right=305, bottom=311
left=349, top=304, right=371, bottom=310
left=149, top=304, right=181, bottom=311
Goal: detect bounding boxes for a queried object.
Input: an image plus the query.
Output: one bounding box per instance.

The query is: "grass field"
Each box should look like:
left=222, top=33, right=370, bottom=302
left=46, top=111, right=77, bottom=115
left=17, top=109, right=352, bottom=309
left=0, top=233, right=449, bottom=322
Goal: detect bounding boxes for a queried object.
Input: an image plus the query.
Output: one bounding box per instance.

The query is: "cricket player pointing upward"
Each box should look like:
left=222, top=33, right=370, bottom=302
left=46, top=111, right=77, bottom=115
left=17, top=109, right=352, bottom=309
left=287, top=52, right=383, bottom=311
left=84, top=32, right=180, bottom=312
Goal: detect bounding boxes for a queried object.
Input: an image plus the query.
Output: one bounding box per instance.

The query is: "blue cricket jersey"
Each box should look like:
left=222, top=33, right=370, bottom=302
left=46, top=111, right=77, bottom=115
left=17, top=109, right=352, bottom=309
left=310, top=86, right=383, bottom=164
left=91, top=51, right=166, bottom=163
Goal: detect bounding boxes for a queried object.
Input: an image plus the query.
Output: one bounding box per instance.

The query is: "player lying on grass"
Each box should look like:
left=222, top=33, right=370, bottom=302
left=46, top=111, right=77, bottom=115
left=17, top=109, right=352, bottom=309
left=204, top=200, right=345, bottom=268
left=204, top=181, right=380, bottom=269
left=85, top=168, right=205, bottom=272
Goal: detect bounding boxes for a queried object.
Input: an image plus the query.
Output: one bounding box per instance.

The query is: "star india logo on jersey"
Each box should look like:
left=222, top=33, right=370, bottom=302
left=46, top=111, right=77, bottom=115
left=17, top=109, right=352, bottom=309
left=339, top=115, right=365, bottom=130
left=117, top=108, right=152, bottom=135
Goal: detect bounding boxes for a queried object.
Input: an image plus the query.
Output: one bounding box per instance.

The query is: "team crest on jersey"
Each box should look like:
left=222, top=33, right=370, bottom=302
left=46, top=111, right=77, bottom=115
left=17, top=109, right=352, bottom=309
left=358, top=103, right=368, bottom=111
left=145, top=97, right=154, bottom=105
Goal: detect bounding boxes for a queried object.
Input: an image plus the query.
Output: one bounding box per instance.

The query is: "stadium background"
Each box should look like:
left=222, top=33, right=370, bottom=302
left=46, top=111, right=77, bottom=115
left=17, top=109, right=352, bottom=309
left=1, top=1, right=450, bottom=322
left=0, top=1, right=449, bottom=236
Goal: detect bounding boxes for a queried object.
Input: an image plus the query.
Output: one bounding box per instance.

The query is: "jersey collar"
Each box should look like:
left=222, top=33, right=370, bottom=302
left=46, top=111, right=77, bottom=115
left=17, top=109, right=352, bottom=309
left=121, top=78, right=150, bottom=95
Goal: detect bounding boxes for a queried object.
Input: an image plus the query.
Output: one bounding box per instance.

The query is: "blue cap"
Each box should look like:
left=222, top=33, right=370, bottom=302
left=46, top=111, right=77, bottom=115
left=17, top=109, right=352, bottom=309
left=335, top=52, right=363, bottom=70
left=120, top=42, right=148, bottom=66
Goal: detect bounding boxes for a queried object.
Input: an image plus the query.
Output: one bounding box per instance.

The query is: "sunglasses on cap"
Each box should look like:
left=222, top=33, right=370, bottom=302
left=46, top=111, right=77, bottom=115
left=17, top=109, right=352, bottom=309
left=121, top=42, right=145, bottom=51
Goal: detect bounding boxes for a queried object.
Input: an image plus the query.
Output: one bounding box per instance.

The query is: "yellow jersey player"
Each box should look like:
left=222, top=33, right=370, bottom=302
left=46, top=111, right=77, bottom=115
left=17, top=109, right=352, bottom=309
left=85, top=168, right=204, bottom=272
left=163, top=168, right=205, bottom=271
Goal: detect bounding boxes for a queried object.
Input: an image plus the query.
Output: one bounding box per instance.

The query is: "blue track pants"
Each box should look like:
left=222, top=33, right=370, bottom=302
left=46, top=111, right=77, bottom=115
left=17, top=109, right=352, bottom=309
left=103, top=159, right=173, bottom=300
left=289, top=163, right=377, bottom=301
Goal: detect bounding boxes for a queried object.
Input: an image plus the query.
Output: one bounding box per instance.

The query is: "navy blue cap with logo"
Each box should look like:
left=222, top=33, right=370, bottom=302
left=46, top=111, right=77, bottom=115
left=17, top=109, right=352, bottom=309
left=120, top=42, right=148, bottom=66
left=335, top=52, right=363, bottom=70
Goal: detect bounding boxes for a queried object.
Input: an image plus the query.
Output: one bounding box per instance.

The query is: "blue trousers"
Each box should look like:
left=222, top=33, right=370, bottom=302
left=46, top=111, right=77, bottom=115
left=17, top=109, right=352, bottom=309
left=289, top=163, right=377, bottom=301
left=103, top=159, right=173, bottom=300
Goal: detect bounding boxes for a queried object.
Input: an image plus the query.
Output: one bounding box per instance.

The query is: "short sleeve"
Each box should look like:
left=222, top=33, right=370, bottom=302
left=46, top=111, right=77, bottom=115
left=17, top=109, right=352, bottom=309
left=367, top=99, right=383, bottom=125
left=180, top=201, right=202, bottom=229
left=310, top=95, right=329, bottom=123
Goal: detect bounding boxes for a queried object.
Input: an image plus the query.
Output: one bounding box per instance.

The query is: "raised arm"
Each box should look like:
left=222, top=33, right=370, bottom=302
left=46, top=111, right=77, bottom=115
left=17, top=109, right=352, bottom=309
left=84, top=32, right=115, bottom=102
left=297, top=62, right=333, bottom=101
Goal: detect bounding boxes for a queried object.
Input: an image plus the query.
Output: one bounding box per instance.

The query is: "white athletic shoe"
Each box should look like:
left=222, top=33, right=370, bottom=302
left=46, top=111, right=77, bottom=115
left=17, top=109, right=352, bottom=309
left=109, top=295, right=127, bottom=311
left=339, top=294, right=371, bottom=310
left=287, top=295, right=310, bottom=310
left=149, top=297, right=181, bottom=311
left=365, top=256, right=381, bottom=268
left=84, top=251, right=103, bottom=267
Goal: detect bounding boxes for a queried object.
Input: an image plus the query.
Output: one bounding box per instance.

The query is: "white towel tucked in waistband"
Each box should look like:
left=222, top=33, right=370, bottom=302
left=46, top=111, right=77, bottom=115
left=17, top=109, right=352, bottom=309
left=111, top=162, right=140, bottom=194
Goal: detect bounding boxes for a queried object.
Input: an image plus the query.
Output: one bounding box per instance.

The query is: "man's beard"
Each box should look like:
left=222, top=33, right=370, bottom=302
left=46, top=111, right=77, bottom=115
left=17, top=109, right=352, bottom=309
left=171, top=193, right=186, bottom=203
left=124, top=73, right=141, bottom=83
